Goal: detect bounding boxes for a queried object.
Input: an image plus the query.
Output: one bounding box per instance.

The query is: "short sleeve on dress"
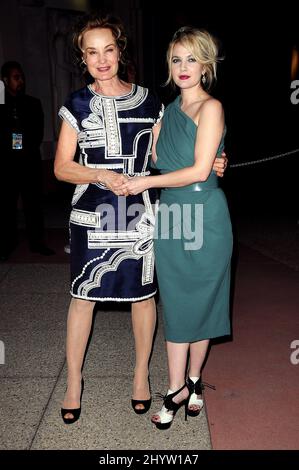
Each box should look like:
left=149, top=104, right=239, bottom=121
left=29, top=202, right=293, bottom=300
left=154, top=103, right=164, bottom=126
left=58, top=95, right=80, bottom=133
left=152, top=93, right=164, bottom=126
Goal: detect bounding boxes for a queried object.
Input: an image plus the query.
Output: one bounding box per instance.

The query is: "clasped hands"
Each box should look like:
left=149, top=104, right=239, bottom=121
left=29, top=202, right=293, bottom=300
left=101, top=172, right=149, bottom=196
left=101, top=153, right=228, bottom=197
left=100, top=170, right=132, bottom=196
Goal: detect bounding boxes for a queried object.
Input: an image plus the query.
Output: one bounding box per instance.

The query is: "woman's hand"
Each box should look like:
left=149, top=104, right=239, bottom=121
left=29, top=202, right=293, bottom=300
left=119, top=176, right=150, bottom=196
left=213, top=151, right=228, bottom=177
left=99, top=170, right=130, bottom=196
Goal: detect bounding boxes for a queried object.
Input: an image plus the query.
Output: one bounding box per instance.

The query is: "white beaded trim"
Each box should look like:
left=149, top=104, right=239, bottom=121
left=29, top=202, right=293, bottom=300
left=153, top=103, right=164, bottom=126
left=118, top=118, right=155, bottom=123
left=58, top=106, right=80, bottom=132
left=70, top=290, right=157, bottom=302
left=70, top=209, right=101, bottom=227
left=71, top=248, right=111, bottom=291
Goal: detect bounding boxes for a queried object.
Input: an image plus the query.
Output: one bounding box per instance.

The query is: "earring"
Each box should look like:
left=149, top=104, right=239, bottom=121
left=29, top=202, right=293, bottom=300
left=201, top=73, right=207, bottom=84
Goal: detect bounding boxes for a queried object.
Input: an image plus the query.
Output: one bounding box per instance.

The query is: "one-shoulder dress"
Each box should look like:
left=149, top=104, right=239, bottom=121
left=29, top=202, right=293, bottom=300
left=154, top=96, right=233, bottom=342
left=59, top=84, right=163, bottom=301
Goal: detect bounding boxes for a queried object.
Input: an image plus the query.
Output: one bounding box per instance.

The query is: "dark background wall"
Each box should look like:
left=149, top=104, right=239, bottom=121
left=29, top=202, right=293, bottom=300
left=1, top=0, right=298, bottom=215
left=137, top=1, right=299, bottom=216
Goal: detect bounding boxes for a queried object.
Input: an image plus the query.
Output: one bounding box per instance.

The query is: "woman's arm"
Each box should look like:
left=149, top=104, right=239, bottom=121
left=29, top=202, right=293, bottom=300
left=54, top=121, right=127, bottom=191
left=54, top=120, right=105, bottom=184
left=121, top=99, right=224, bottom=194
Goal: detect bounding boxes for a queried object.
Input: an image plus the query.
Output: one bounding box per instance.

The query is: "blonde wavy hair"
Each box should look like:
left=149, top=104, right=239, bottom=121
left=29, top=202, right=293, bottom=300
left=166, top=26, right=220, bottom=90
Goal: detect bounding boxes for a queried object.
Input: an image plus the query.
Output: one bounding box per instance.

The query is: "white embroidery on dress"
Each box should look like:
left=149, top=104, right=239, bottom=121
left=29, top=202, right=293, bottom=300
left=72, top=189, right=155, bottom=293
left=117, top=86, right=147, bottom=111
left=141, top=130, right=153, bottom=173
left=68, top=85, right=159, bottom=299
left=88, top=230, right=142, bottom=248
left=89, top=95, right=103, bottom=114
left=70, top=290, right=157, bottom=302
left=154, top=103, right=165, bottom=125
left=79, top=250, right=140, bottom=296
left=86, top=162, right=124, bottom=170
left=81, top=113, right=103, bottom=129
left=79, top=106, right=105, bottom=148
left=70, top=209, right=101, bottom=227
left=119, top=128, right=153, bottom=161
left=102, top=98, right=122, bottom=157
left=118, top=118, right=155, bottom=123
left=126, top=171, right=150, bottom=177
left=141, top=190, right=155, bottom=283
left=71, top=248, right=111, bottom=291
left=88, top=83, right=135, bottom=100
left=75, top=87, right=157, bottom=157
left=59, top=106, right=80, bottom=132
left=72, top=184, right=89, bottom=206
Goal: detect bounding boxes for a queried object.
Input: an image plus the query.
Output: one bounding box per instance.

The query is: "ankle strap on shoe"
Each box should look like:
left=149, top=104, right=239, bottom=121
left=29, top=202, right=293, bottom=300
left=165, top=384, right=186, bottom=411
left=155, top=383, right=187, bottom=411
left=187, top=377, right=216, bottom=394
left=187, top=377, right=203, bottom=394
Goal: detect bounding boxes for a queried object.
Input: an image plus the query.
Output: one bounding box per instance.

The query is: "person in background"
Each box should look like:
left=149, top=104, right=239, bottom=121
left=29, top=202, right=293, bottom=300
left=0, top=61, right=55, bottom=260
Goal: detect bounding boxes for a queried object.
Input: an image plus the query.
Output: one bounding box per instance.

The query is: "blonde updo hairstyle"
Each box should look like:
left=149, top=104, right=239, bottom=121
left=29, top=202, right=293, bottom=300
left=166, top=26, right=219, bottom=90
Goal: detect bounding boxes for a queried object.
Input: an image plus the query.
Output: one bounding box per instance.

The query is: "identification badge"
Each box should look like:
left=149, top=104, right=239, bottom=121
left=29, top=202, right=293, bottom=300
left=12, top=133, right=23, bottom=150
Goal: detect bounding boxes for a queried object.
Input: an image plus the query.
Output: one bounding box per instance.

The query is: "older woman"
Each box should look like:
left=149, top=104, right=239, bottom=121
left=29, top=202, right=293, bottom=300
left=54, top=13, right=226, bottom=424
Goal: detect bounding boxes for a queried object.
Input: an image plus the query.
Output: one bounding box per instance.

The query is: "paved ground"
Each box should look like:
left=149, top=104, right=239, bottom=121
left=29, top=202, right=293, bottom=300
left=204, top=245, right=299, bottom=449
left=0, top=198, right=298, bottom=451
left=0, top=258, right=211, bottom=450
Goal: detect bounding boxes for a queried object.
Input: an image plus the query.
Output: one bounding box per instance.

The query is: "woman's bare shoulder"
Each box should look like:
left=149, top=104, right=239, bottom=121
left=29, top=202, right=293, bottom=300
left=199, top=97, right=224, bottom=122
left=201, top=97, right=223, bottom=112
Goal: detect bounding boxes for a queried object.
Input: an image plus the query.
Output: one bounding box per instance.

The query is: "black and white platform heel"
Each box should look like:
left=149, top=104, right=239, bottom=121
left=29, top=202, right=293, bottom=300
left=186, top=376, right=204, bottom=417
left=186, top=376, right=215, bottom=417
left=151, top=384, right=189, bottom=430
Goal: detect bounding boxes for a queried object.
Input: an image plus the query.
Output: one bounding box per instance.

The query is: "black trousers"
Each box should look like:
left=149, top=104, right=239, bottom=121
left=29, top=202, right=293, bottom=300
left=0, top=152, right=45, bottom=254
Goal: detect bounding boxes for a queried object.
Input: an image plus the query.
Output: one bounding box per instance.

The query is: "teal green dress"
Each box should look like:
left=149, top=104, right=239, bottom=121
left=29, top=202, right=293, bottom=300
left=154, top=96, right=233, bottom=343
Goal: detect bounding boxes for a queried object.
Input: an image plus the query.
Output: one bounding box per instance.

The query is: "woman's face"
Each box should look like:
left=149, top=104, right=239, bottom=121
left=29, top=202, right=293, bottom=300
left=171, top=42, right=204, bottom=90
left=82, top=27, right=120, bottom=81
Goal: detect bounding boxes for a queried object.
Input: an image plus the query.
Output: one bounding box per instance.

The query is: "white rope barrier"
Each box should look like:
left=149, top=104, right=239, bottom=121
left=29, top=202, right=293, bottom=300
left=230, top=148, right=299, bottom=168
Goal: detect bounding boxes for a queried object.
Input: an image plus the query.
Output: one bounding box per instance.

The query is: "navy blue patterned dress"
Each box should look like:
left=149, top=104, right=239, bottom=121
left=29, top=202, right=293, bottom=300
left=59, top=84, right=163, bottom=301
